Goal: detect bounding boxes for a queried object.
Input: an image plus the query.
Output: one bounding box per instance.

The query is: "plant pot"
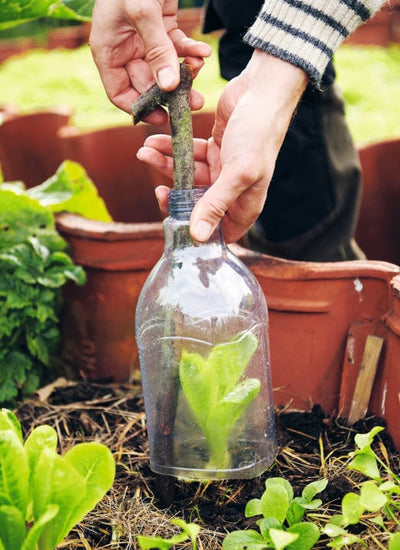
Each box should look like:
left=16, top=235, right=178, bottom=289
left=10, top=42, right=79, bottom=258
left=345, top=1, right=400, bottom=46
left=54, top=132, right=400, bottom=449
left=356, top=138, right=400, bottom=266
left=177, top=7, right=203, bottom=37
left=0, top=107, right=72, bottom=187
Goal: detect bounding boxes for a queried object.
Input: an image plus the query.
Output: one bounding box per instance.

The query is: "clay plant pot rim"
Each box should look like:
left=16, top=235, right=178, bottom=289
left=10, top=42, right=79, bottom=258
left=56, top=212, right=164, bottom=241
left=233, top=243, right=400, bottom=282
left=56, top=213, right=400, bottom=282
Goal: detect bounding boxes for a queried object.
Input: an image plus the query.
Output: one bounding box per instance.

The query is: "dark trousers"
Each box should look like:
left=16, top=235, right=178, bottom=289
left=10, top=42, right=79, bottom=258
left=203, top=0, right=364, bottom=261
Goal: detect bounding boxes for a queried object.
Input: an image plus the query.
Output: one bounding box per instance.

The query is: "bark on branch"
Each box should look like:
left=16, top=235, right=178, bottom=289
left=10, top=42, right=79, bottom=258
left=130, top=63, right=195, bottom=191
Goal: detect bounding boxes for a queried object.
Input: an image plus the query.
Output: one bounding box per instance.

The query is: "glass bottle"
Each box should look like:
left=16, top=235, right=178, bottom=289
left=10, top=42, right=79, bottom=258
left=135, top=187, right=276, bottom=480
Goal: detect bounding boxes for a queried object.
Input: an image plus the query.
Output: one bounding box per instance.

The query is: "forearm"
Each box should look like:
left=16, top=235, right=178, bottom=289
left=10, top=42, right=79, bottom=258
left=243, top=0, right=386, bottom=85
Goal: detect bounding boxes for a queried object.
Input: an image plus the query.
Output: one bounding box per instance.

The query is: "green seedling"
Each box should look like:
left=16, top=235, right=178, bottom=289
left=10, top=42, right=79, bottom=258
left=323, top=426, right=400, bottom=549
left=223, top=477, right=328, bottom=549
left=179, top=331, right=260, bottom=470
left=137, top=518, right=200, bottom=550
left=0, top=408, right=115, bottom=550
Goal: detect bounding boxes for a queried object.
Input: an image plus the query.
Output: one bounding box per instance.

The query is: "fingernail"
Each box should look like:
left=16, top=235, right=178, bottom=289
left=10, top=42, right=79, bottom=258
left=157, top=67, right=177, bottom=90
left=136, top=148, right=144, bottom=160
left=193, top=220, right=213, bottom=241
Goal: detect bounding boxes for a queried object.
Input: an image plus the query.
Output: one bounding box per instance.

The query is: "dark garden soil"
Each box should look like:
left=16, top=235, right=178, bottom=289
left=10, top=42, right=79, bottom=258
left=15, top=378, right=400, bottom=549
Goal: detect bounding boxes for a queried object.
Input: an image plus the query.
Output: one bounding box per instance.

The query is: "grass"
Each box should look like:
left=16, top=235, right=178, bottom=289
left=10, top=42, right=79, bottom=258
left=0, top=36, right=399, bottom=144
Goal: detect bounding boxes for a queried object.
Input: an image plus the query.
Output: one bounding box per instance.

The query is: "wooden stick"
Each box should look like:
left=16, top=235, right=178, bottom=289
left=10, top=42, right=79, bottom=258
left=348, top=335, right=384, bottom=425
left=130, top=63, right=195, bottom=191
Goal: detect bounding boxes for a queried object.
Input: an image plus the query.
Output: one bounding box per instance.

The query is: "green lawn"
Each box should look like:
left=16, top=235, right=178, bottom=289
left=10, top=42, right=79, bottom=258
left=0, top=39, right=399, bottom=144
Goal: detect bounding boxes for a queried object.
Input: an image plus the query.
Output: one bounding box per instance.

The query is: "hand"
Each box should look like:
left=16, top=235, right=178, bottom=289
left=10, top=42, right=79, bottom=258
left=138, top=51, right=308, bottom=243
left=89, top=0, right=212, bottom=122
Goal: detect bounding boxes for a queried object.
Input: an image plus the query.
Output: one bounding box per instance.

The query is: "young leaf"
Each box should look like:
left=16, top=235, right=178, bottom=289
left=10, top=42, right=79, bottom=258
left=0, top=430, right=29, bottom=518
left=348, top=453, right=381, bottom=481
left=179, top=350, right=214, bottom=433
left=286, top=522, right=320, bottom=550
left=359, top=480, right=387, bottom=512
left=21, top=505, right=59, bottom=550
left=245, top=498, right=263, bottom=518
left=171, top=519, right=200, bottom=549
left=389, top=532, right=400, bottom=550
left=260, top=485, right=290, bottom=524
left=0, top=505, right=26, bottom=550
left=222, top=529, right=267, bottom=549
left=24, top=425, right=58, bottom=494
left=341, top=493, right=364, bottom=525
left=64, top=442, right=115, bottom=530
left=265, top=478, right=294, bottom=502
left=0, top=409, right=23, bottom=442
left=27, top=161, right=112, bottom=222
left=208, top=331, right=258, bottom=398
left=353, top=427, right=385, bottom=451
left=32, top=448, right=87, bottom=550
left=137, top=530, right=189, bottom=549
left=301, top=479, right=328, bottom=502
left=269, top=528, right=299, bottom=550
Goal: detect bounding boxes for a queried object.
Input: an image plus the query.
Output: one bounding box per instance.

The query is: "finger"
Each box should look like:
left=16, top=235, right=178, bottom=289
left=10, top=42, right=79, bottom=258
left=144, top=135, right=208, bottom=161
left=155, top=185, right=170, bottom=215
left=132, top=6, right=180, bottom=90
left=189, top=162, right=259, bottom=242
left=137, top=145, right=211, bottom=185
left=169, top=29, right=212, bottom=61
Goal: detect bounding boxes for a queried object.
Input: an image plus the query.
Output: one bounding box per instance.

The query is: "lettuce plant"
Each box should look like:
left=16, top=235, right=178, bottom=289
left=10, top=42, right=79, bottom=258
left=323, top=426, right=400, bottom=549
left=223, top=477, right=327, bottom=550
left=179, top=331, right=260, bottom=470
left=0, top=408, right=115, bottom=550
left=137, top=518, right=200, bottom=550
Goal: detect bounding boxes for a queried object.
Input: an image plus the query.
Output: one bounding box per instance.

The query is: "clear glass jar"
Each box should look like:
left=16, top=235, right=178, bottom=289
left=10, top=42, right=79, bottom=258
left=135, top=187, right=276, bottom=479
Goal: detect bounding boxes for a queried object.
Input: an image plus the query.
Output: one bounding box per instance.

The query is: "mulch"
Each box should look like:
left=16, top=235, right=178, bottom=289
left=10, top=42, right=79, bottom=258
left=15, top=378, right=400, bottom=549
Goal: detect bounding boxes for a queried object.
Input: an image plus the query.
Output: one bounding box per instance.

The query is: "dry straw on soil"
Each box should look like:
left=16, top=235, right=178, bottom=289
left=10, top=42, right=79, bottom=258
left=15, top=378, right=400, bottom=549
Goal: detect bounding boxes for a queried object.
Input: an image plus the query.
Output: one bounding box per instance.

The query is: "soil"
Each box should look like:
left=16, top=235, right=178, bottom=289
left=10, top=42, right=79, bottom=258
left=15, top=379, right=400, bottom=549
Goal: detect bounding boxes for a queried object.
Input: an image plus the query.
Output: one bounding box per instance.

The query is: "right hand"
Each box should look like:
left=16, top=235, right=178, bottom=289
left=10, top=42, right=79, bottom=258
left=138, top=51, right=308, bottom=243
left=89, top=0, right=212, bottom=122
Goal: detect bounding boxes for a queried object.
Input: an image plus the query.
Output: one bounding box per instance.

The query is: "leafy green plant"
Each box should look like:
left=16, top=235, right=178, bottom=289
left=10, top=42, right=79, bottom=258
left=0, top=0, right=93, bottom=30
left=0, top=408, right=115, bottom=549
left=223, top=477, right=328, bottom=549
left=0, top=161, right=111, bottom=403
left=323, top=426, right=400, bottom=549
left=179, top=331, right=260, bottom=470
left=137, top=519, right=200, bottom=550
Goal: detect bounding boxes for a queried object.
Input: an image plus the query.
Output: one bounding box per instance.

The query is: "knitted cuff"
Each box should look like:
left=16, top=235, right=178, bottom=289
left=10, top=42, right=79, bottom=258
left=243, top=0, right=385, bottom=85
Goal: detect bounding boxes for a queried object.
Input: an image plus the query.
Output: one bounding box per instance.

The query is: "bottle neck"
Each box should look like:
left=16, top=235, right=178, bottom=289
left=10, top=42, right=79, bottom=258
left=165, top=187, right=224, bottom=249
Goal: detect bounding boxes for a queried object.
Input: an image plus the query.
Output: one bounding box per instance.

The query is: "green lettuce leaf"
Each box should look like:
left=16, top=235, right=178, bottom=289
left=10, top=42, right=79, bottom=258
left=27, top=160, right=112, bottom=222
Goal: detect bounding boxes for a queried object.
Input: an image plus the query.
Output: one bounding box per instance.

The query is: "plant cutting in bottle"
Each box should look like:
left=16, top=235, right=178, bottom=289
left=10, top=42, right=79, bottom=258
left=179, top=330, right=260, bottom=470
left=133, top=63, right=276, bottom=480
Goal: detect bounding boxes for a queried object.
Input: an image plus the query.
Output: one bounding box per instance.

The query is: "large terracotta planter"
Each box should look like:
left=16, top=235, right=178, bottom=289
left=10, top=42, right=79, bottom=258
left=53, top=134, right=400, bottom=449
left=0, top=107, right=72, bottom=187
left=1, top=106, right=398, bottom=446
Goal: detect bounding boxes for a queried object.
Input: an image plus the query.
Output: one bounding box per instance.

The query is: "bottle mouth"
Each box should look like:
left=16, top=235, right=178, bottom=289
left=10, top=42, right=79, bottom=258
left=168, top=187, right=209, bottom=218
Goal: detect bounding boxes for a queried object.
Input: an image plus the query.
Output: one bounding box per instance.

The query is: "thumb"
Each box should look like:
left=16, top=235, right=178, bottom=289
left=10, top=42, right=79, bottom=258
left=133, top=7, right=180, bottom=91
left=190, top=169, right=237, bottom=242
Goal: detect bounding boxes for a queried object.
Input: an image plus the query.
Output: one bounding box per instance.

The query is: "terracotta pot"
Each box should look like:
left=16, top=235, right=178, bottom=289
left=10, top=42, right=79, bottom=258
left=345, top=1, right=400, bottom=46
left=56, top=210, right=400, bottom=448
left=356, top=138, right=400, bottom=265
left=46, top=23, right=91, bottom=50
left=0, top=107, right=72, bottom=187
left=177, top=8, right=203, bottom=37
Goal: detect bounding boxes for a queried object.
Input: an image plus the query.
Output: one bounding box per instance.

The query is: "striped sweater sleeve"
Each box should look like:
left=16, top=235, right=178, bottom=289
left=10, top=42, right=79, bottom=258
left=243, top=0, right=386, bottom=85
